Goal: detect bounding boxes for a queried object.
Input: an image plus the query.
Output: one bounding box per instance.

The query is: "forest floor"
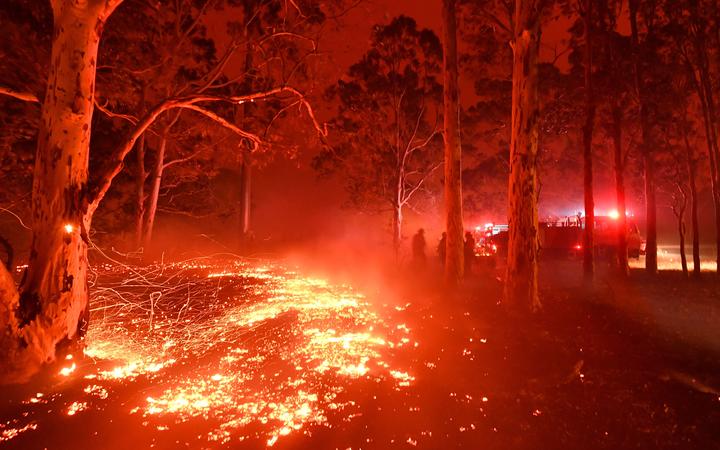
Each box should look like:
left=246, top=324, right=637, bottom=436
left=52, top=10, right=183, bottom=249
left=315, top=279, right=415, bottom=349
left=0, top=256, right=719, bottom=449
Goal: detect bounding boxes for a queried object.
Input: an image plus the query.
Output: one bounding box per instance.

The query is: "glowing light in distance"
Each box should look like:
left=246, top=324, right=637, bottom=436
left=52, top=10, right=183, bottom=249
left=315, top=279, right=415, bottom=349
left=63, top=223, right=74, bottom=234
left=608, top=209, right=620, bottom=220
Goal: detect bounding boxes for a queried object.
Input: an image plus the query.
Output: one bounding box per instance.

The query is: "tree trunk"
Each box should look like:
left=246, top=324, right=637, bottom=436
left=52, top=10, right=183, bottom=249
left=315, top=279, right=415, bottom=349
left=611, top=104, right=628, bottom=276
left=505, top=0, right=542, bottom=311
left=629, top=0, right=657, bottom=274
left=134, top=133, right=146, bottom=248
left=708, top=0, right=720, bottom=263
left=1, top=1, right=111, bottom=383
left=0, top=263, right=21, bottom=380
left=678, top=216, right=688, bottom=276
left=642, top=147, right=658, bottom=273
left=688, top=174, right=700, bottom=276
left=392, top=203, right=402, bottom=257
left=0, top=235, right=14, bottom=272
left=234, top=41, right=253, bottom=252
left=694, top=79, right=720, bottom=272
left=238, top=149, right=251, bottom=245
left=682, top=120, right=701, bottom=276
left=442, top=0, right=464, bottom=285
left=582, top=0, right=595, bottom=280
left=142, top=129, right=168, bottom=250
left=134, top=82, right=148, bottom=249
left=698, top=68, right=720, bottom=273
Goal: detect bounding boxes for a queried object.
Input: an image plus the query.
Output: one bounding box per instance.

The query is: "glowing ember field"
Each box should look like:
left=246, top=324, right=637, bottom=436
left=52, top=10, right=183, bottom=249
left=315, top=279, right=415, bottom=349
left=0, top=258, right=418, bottom=449
left=3, top=258, right=720, bottom=450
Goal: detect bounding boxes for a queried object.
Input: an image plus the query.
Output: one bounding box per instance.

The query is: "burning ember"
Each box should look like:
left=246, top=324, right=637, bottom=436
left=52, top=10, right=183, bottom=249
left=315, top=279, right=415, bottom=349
left=2, top=258, right=413, bottom=447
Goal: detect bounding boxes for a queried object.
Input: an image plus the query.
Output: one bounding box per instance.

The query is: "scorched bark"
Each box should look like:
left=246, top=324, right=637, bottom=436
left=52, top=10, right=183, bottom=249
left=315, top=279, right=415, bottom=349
left=442, top=0, right=464, bottom=284
left=505, top=0, right=543, bottom=310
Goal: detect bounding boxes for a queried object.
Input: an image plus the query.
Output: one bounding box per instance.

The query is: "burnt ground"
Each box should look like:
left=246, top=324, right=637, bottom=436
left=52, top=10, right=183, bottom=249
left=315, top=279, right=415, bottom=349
left=1, top=257, right=719, bottom=449
left=292, top=259, right=720, bottom=449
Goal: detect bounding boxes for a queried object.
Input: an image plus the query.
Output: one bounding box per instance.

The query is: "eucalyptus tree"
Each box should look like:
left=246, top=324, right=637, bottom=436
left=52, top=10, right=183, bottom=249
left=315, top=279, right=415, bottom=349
left=315, top=16, right=443, bottom=254
left=0, top=0, right=331, bottom=383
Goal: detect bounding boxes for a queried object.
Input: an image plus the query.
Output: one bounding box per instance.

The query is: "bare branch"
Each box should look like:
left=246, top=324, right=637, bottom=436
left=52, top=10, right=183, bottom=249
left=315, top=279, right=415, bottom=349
left=478, top=7, right=512, bottom=35
left=174, top=0, right=218, bottom=51
left=157, top=207, right=216, bottom=219
left=401, top=161, right=442, bottom=205
left=408, top=128, right=441, bottom=155
left=88, top=86, right=328, bottom=216
left=404, top=105, right=426, bottom=156
left=264, top=100, right=301, bottom=137
left=95, top=98, right=139, bottom=124
left=191, top=40, right=242, bottom=94
left=162, top=148, right=204, bottom=170
left=0, top=86, right=39, bottom=103
left=178, top=104, right=261, bottom=148
left=257, top=31, right=317, bottom=51
left=548, top=44, right=572, bottom=65
left=286, top=0, right=306, bottom=17
left=326, top=0, right=363, bottom=21
left=97, top=63, right=163, bottom=76
left=0, top=207, right=31, bottom=231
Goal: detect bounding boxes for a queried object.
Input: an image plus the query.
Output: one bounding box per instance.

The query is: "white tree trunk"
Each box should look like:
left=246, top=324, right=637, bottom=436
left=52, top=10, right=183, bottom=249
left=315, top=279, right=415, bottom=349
left=143, top=130, right=168, bottom=249
left=1, top=0, right=114, bottom=383
left=134, top=134, right=146, bottom=248
left=392, top=203, right=403, bottom=256
left=238, top=150, right=251, bottom=243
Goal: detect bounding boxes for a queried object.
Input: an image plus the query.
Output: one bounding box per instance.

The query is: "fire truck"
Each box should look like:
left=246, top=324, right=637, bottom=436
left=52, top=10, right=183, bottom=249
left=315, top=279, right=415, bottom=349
left=474, top=213, right=644, bottom=263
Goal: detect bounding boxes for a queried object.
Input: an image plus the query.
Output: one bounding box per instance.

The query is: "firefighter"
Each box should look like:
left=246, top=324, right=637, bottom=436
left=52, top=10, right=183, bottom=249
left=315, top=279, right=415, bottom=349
left=437, top=232, right=447, bottom=266
left=412, top=228, right=427, bottom=267
left=464, top=231, right=476, bottom=276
